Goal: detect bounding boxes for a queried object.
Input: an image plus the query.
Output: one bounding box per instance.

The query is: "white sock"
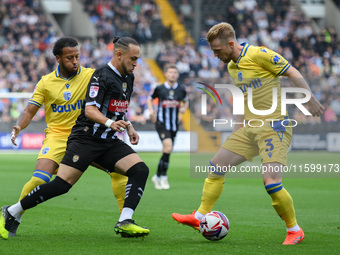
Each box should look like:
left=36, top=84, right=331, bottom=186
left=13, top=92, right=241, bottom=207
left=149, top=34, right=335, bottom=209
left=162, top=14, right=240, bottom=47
left=118, top=207, right=134, bottom=222
left=287, top=224, right=300, bottom=232
left=195, top=211, right=204, bottom=221
left=160, top=175, right=168, bottom=181
left=7, top=202, right=24, bottom=222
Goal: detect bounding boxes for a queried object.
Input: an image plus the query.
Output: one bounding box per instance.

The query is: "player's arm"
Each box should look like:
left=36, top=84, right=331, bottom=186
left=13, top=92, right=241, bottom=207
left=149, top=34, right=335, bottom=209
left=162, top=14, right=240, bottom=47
left=147, top=88, right=158, bottom=122
left=283, top=66, right=325, bottom=117
left=11, top=103, right=39, bottom=146
left=180, top=99, right=189, bottom=114
left=123, top=114, right=139, bottom=145
left=85, top=105, right=130, bottom=132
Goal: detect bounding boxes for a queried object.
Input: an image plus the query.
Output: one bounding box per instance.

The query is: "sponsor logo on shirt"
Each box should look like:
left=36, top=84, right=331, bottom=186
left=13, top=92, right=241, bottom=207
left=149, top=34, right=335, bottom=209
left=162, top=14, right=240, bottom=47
left=51, top=99, right=84, bottom=113
left=109, top=99, right=129, bottom=112
left=162, top=100, right=180, bottom=108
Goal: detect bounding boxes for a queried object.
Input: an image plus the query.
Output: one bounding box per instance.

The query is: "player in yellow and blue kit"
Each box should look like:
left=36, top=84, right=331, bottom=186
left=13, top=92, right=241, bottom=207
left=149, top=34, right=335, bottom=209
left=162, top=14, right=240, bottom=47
left=172, top=22, right=325, bottom=245
left=5, top=37, right=127, bottom=237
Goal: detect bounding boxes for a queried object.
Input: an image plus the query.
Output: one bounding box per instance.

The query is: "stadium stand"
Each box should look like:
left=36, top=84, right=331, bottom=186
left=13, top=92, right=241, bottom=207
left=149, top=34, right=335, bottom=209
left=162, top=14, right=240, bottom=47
left=1, top=0, right=340, bottom=133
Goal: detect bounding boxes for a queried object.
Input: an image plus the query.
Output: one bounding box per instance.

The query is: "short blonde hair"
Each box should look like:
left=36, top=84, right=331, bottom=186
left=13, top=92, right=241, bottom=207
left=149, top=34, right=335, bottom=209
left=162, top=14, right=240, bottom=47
left=206, top=22, right=236, bottom=44
left=164, top=64, right=178, bottom=73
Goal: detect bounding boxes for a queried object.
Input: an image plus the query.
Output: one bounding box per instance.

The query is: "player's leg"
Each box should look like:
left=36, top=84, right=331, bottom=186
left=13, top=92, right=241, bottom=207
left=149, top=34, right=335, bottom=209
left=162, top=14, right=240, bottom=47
left=9, top=159, right=57, bottom=237
left=109, top=173, right=128, bottom=213
left=172, top=147, right=246, bottom=230
left=112, top=153, right=150, bottom=237
left=259, top=124, right=303, bottom=244
left=18, top=135, right=65, bottom=201
left=152, top=124, right=172, bottom=189
left=18, top=159, right=57, bottom=201
left=0, top=165, right=82, bottom=240
left=91, top=162, right=127, bottom=213
left=157, top=138, right=173, bottom=189
left=11, top=137, right=64, bottom=236
left=262, top=163, right=304, bottom=244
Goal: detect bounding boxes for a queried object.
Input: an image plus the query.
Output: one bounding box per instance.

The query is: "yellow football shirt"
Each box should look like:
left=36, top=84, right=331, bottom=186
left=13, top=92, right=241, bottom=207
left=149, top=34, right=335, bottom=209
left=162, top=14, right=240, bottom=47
left=29, top=66, right=94, bottom=136
left=228, top=43, right=290, bottom=121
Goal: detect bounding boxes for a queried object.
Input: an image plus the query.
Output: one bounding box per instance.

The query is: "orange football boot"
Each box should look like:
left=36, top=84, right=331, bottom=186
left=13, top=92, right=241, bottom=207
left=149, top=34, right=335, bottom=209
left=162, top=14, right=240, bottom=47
left=172, top=211, right=200, bottom=231
left=282, top=228, right=305, bottom=245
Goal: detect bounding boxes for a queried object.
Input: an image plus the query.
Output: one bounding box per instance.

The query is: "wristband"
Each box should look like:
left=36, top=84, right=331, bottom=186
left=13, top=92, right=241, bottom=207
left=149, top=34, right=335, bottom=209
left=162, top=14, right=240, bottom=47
left=105, top=119, right=114, bottom=128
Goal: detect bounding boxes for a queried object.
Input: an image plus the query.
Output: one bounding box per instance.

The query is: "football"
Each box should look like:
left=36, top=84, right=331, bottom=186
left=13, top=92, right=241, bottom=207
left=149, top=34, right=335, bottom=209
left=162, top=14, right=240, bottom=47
left=199, top=211, right=229, bottom=241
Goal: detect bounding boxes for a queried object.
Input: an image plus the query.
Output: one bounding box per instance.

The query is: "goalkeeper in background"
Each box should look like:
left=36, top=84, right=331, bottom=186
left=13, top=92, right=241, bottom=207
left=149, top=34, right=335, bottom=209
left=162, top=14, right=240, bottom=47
left=6, top=37, right=127, bottom=237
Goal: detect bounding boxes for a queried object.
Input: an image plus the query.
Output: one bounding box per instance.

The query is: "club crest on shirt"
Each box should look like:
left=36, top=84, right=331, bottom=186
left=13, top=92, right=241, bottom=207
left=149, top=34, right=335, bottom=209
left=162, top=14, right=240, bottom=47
left=42, top=147, right=49, bottom=154
left=73, top=155, right=79, bottom=163
left=63, top=91, right=71, bottom=101
left=122, top=82, right=127, bottom=92
left=238, top=71, right=243, bottom=81
left=169, top=90, right=174, bottom=99
left=89, top=86, right=99, bottom=98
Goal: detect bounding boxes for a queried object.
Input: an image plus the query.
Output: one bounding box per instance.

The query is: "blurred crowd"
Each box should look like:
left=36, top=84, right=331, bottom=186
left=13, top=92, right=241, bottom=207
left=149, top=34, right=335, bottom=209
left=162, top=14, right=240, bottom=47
left=80, top=0, right=160, bottom=44
left=156, top=0, right=340, bottom=126
left=1, top=0, right=339, bottom=128
left=0, top=0, right=158, bottom=125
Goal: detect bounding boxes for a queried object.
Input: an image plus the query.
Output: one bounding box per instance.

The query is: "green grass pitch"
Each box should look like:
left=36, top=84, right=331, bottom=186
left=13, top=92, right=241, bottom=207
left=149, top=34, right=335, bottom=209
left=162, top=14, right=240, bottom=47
left=0, top=151, right=339, bottom=255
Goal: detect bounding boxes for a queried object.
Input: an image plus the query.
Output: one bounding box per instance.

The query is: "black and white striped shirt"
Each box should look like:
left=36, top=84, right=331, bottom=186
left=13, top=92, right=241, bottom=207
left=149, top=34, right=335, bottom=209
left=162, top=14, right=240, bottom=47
left=150, top=82, right=187, bottom=132
left=71, top=62, right=133, bottom=140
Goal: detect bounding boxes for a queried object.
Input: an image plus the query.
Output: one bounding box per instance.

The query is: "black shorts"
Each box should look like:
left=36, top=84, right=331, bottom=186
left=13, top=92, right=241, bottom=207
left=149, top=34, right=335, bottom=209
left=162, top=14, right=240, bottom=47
left=156, top=122, right=177, bottom=142
left=61, top=134, right=135, bottom=172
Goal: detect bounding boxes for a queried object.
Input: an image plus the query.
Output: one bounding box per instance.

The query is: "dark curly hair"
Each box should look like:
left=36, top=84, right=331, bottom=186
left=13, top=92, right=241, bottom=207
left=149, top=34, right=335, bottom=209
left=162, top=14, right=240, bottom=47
left=53, top=37, right=79, bottom=56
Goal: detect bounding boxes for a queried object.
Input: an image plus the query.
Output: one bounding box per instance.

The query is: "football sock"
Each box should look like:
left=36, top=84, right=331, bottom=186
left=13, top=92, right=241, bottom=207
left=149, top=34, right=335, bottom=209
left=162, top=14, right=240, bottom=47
left=265, top=182, right=297, bottom=228
left=156, top=153, right=170, bottom=177
left=20, top=176, right=72, bottom=210
left=198, top=177, right=225, bottom=215
left=287, top=224, right=301, bottom=232
left=195, top=211, right=205, bottom=221
left=160, top=175, right=168, bottom=181
left=118, top=208, right=134, bottom=222
left=8, top=202, right=24, bottom=221
left=122, top=162, right=149, bottom=211
left=109, top=172, right=128, bottom=213
left=18, top=170, right=52, bottom=201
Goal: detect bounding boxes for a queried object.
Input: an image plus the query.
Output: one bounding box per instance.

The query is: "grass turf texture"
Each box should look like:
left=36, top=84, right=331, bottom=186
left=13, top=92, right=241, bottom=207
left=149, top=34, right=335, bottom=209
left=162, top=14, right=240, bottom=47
left=0, top=152, right=339, bottom=255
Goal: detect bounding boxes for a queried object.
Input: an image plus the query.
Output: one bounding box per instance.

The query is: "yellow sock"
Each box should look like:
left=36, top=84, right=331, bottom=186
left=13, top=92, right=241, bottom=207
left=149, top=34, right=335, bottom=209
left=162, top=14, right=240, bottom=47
left=19, top=169, right=52, bottom=201
left=198, top=177, right=225, bottom=215
left=109, top=172, right=128, bottom=213
left=265, top=182, right=297, bottom=228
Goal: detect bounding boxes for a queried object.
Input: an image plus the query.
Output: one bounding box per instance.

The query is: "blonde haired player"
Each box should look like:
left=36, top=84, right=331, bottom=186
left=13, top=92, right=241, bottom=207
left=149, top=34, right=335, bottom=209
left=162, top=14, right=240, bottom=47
left=172, top=22, right=324, bottom=245
left=6, top=37, right=127, bottom=237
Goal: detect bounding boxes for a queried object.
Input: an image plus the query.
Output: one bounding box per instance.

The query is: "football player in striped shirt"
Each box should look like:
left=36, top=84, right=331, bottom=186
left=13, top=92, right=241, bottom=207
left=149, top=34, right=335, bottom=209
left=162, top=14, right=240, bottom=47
left=4, top=37, right=127, bottom=237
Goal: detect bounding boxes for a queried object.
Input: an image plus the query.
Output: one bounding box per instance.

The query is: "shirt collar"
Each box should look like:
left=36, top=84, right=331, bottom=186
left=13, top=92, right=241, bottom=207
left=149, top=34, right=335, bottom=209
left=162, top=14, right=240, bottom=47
left=55, top=65, right=81, bottom=80
left=164, top=81, right=178, bottom=89
left=108, top=62, right=127, bottom=78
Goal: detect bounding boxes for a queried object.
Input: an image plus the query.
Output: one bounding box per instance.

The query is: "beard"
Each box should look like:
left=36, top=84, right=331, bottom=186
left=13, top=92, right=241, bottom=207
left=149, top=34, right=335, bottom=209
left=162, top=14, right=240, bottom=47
left=60, top=62, right=77, bottom=77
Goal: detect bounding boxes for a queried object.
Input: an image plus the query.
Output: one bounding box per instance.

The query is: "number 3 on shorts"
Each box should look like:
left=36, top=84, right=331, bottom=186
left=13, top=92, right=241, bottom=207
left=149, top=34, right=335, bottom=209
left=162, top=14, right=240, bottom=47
left=265, top=138, right=274, bottom=152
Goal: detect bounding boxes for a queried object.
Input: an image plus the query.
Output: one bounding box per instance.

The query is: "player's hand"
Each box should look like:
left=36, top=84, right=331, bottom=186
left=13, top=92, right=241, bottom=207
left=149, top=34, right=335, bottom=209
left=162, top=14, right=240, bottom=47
left=10, top=125, right=21, bottom=146
left=179, top=107, right=186, bottom=114
left=308, top=96, right=325, bottom=117
left=149, top=111, right=156, bottom=123
left=127, top=126, right=139, bottom=145
left=111, top=120, right=130, bottom=133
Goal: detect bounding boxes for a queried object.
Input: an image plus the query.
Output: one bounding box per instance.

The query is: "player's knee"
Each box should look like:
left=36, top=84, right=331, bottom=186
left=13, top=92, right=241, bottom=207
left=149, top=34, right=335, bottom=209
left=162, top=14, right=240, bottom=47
left=51, top=176, right=72, bottom=195
left=126, top=162, right=149, bottom=182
